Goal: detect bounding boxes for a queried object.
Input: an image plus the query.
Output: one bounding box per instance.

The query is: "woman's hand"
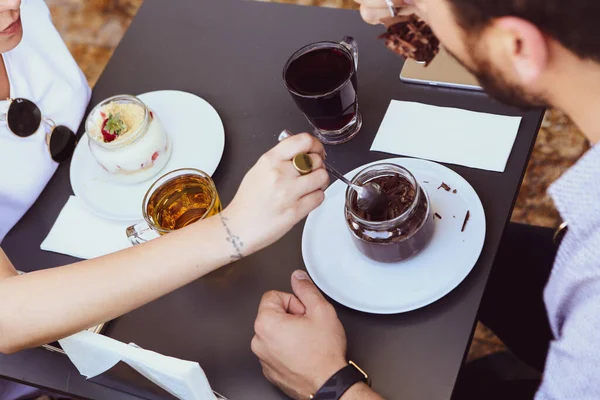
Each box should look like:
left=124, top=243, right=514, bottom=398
left=223, top=132, right=329, bottom=256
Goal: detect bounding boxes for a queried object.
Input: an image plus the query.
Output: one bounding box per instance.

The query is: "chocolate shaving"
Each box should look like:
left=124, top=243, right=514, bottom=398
left=434, top=213, right=442, bottom=220
left=438, top=182, right=451, bottom=192
left=452, top=189, right=457, bottom=194
left=461, top=211, right=470, bottom=232
left=379, top=14, right=440, bottom=66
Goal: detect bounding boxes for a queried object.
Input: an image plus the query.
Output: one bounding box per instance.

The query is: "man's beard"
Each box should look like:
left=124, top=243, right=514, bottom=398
left=445, top=46, right=546, bottom=109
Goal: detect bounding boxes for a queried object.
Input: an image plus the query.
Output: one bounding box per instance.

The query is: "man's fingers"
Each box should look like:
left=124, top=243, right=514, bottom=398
left=355, top=0, right=411, bottom=6
left=288, top=295, right=307, bottom=316
left=257, top=290, right=297, bottom=315
left=290, top=270, right=330, bottom=313
left=251, top=335, right=261, bottom=356
left=360, top=5, right=392, bottom=25
left=380, top=7, right=420, bottom=26
left=260, top=361, right=277, bottom=385
left=255, top=291, right=306, bottom=339
left=356, top=0, right=417, bottom=25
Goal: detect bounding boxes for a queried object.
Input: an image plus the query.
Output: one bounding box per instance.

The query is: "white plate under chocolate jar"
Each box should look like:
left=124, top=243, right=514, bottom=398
left=302, top=158, right=486, bottom=314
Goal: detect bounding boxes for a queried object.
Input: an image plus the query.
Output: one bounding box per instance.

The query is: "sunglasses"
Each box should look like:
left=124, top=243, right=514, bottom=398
left=3, top=98, right=77, bottom=163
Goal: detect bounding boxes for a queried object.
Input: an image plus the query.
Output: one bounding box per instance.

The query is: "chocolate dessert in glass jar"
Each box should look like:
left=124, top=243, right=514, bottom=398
left=344, top=163, right=434, bottom=263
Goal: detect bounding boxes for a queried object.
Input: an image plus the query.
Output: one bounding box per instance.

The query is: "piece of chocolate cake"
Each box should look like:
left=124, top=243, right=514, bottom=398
left=379, top=14, right=440, bottom=66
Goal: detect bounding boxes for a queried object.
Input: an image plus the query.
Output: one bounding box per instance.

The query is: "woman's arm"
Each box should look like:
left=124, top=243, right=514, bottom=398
left=0, top=249, right=17, bottom=279
left=0, top=215, right=235, bottom=352
left=0, top=133, right=329, bottom=354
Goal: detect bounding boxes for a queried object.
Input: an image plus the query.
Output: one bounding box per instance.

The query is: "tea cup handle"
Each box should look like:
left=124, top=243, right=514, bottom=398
left=340, top=36, right=358, bottom=70
left=126, top=221, right=153, bottom=245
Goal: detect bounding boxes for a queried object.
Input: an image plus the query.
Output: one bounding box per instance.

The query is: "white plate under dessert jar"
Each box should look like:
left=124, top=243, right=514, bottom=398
left=85, top=94, right=172, bottom=184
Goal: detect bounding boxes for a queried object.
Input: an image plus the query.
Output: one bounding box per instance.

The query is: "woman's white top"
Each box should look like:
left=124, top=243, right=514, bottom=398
left=0, top=0, right=91, bottom=242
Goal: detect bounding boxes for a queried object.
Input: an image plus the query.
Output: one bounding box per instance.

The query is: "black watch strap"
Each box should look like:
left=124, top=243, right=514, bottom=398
left=310, top=361, right=370, bottom=400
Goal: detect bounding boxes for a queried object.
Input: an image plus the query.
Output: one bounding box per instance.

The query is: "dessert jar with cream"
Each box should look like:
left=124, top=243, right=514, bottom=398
left=345, top=163, right=434, bottom=263
left=86, top=95, right=172, bottom=184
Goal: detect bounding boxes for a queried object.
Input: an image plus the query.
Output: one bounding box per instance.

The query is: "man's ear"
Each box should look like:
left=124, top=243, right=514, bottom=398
left=489, top=16, right=549, bottom=84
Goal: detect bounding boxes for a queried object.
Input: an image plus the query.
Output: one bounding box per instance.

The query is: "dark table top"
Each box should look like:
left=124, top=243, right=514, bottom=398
left=0, top=0, right=544, bottom=398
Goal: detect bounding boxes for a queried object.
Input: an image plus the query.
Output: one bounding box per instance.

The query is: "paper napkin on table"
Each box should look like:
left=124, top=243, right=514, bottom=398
left=59, top=331, right=217, bottom=400
left=41, top=196, right=132, bottom=259
left=371, top=100, right=522, bottom=172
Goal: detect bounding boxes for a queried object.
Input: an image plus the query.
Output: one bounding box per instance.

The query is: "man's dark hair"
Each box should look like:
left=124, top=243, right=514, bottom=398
left=448, top=0, right=600, bottom=61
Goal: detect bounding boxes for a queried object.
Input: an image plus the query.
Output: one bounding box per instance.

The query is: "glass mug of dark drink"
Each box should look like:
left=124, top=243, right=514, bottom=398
left=126, top=168, right=222, bottom=245
left=283, top=37, right=361, bottom=145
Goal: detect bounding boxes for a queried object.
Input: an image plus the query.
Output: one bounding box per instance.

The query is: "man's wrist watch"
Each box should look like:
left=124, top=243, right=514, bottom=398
left=310, top=361, right=371, bottom=400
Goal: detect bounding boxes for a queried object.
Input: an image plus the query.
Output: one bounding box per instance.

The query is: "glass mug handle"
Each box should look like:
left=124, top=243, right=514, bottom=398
left=340, top=36, right=358, bottom=70
left=126, top=221, right=154, bottom=245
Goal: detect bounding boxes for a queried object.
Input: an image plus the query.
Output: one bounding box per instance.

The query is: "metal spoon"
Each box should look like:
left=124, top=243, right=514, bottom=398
left=323, top=162, right=388, bottom=212
left=279, top=129, right=388, bottom=212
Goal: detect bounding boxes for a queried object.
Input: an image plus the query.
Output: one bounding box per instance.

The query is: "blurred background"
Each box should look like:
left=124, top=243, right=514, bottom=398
left=43, top=0, right=588, bottom=361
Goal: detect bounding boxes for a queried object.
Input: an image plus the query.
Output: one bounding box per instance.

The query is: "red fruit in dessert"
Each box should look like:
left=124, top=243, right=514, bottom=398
left=149, top=111, right=154, bottom=119
left=101, top=118, right=118, bottom=142
left=101, top=113, right=126, bottom=143
left=152, top=152, right=159, bottom=162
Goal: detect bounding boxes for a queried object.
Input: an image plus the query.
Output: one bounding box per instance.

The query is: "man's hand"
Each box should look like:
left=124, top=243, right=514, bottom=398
left=354, top=0, right=417, bottom=26
left=251, top=270, right=348, bottom=399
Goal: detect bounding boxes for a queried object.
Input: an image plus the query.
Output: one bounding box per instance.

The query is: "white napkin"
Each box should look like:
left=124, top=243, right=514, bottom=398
left=41, top=196, right=132, bottom=259
left=59, top=331, right=217, bottom=400
left=371, top=100, right=522, bottom=172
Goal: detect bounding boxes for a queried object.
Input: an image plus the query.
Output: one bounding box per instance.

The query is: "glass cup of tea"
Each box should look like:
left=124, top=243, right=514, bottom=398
left=126, top=168, right=222, bottom=245
left=283, top=37, right=361, bottom=145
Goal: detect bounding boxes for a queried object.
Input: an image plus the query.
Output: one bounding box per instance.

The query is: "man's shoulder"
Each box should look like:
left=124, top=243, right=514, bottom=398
left=548, top=143, right=600, bottom=237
